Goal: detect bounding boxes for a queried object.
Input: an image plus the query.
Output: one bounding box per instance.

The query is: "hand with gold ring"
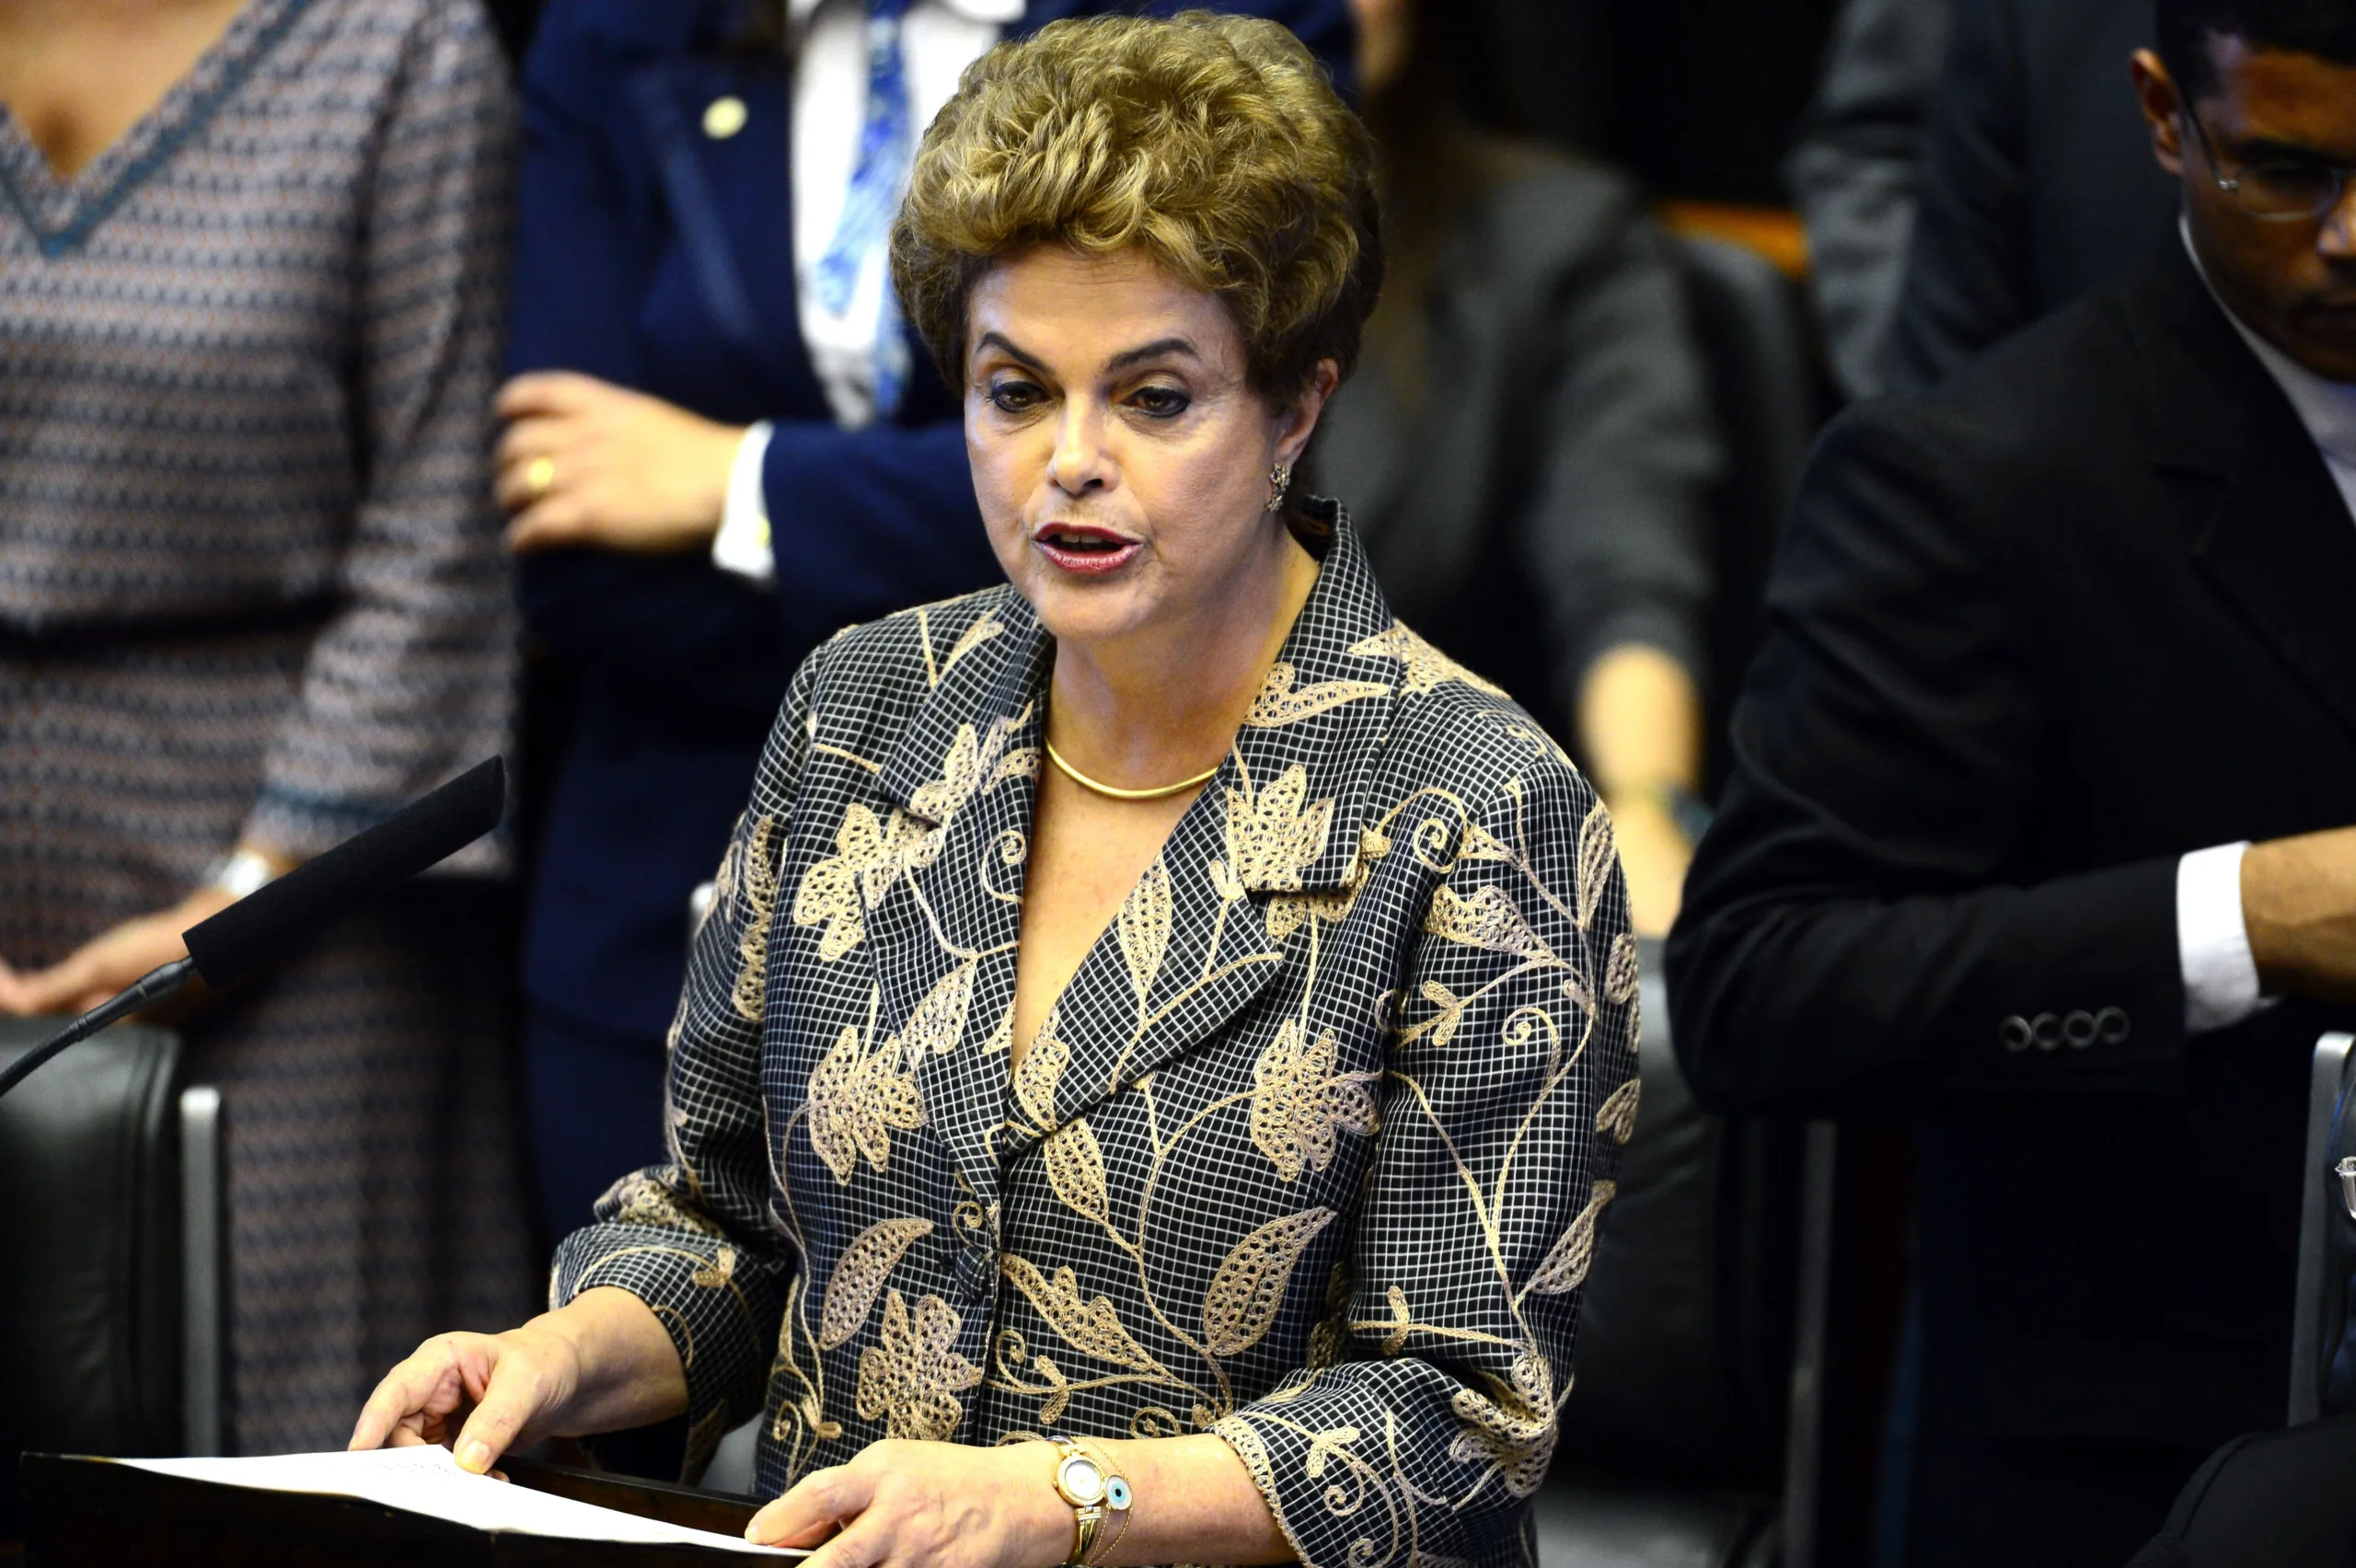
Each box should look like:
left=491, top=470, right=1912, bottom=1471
left=493, top=371, right=747, bottom=555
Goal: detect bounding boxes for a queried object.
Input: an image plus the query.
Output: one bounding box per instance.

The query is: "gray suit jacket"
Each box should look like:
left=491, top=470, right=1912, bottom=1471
left=1885, top=0, right=2178, bottom=390
left=1784, top=0, right=1955, bottom=398
left=1313, top=152, right=1721, bottom=734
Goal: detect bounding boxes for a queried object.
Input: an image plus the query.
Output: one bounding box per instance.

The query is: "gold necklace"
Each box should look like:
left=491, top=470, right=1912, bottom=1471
left=1043, top=737, right=1221, bottom=801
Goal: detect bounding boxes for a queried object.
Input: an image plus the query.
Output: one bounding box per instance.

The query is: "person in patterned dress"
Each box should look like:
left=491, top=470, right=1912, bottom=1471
left=354, top=16, right=1638, bottom=1567
left=0, top=0, right=533, bottom=1452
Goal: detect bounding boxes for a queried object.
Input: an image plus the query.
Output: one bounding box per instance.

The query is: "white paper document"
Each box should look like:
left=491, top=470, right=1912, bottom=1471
left=119, top=1446, right=800, bottom=1556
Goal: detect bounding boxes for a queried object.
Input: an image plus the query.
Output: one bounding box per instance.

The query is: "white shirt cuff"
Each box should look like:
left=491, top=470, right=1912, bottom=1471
left=710, top=421, right=777, bottom=584
left=2178, top=841, right=2268, bottom=1033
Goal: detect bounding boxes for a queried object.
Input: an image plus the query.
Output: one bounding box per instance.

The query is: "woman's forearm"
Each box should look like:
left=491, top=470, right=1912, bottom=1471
left=1087, top=1434, right=1291, bottom=1567
left=747, top=1430, right=1291, bottom=1564
left=534, top=1286, right=690, bottom=1437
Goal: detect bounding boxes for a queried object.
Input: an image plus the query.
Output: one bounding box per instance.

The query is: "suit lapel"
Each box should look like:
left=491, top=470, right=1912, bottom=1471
left=631, top=60, right=824, bottom=409
left=999, top=508, right=1405, bottom=1158
left=856, top=516, right=1419, bottom=1182
left=2134, top=248, right=2356, bottom=743
left=860, top=595, right=1052, bottom=1215
left=2191, top=398, right=2356, bottom=743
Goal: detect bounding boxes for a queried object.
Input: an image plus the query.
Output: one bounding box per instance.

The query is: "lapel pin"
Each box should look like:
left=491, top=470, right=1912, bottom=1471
left=703, top=96, right=748, bottom=139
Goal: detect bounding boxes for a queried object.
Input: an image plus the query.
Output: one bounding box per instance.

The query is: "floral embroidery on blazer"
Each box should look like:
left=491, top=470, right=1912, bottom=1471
left=552, top=504, right=1642, bottom=1568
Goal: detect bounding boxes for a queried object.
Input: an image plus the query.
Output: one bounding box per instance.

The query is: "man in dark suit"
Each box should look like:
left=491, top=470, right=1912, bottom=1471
left=1666, top=0, right=2356, bottom=1562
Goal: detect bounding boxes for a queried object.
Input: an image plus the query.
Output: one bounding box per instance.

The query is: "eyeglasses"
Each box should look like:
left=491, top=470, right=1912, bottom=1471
left=2181, top=108, right=2356, bottom=223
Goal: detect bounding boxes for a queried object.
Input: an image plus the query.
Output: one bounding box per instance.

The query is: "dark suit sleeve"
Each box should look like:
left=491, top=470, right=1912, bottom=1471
left=1882, top=0, right=2034, bottom=391
left=1664, top=399, right=2186, bottom=1116
left=754, top=418, right=999, bottom=636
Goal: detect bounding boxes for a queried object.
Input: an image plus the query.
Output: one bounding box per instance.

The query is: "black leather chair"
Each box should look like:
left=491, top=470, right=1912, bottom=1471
left=2122, top=1413, right=2356, bottom=1568
left=0, top=1020, right=223, bottom=1536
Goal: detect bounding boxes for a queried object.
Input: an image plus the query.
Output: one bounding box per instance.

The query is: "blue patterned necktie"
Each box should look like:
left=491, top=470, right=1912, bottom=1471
left=814, top=0, right=917, bottom=418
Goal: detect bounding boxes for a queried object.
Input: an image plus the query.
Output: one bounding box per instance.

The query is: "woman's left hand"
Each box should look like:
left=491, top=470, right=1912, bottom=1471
left=0, top=886, right=234, bottom=1018
left=745, top=1438, right=1069, bottom=1567
left=495, top=372, right=747, bottom=555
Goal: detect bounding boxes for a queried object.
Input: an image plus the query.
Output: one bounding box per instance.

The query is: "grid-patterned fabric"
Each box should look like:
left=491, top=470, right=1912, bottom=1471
left=0, top=0, right=517, bottom=859
left=555, top=508, right=1641, bottom=1568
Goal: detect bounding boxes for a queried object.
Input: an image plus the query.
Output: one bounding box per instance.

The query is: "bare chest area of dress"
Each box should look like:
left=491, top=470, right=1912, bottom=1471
left=1008, top=768, right=1203, bottom=1071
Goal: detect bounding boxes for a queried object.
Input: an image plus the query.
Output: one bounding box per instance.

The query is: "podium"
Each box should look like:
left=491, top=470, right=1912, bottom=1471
left=18, top=1453, right=762, bottom=1565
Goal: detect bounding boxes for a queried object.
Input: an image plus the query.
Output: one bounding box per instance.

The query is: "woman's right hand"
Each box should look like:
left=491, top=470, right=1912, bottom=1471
left=349, top=1320, right=585, bottom=1474
left=349, top=1288, right=690, bottom=1476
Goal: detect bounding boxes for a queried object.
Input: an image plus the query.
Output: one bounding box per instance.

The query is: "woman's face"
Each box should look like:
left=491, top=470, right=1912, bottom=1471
left=964, top=246, right=1326, bottom=650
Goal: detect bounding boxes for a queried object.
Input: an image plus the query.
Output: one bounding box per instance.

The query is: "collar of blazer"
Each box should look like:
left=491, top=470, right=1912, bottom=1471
left=872, top=497, right=1404, bottom=898
left=2128, top=241, right=2356, bottom=742
left=854, top=502, right=1421, bottom=1182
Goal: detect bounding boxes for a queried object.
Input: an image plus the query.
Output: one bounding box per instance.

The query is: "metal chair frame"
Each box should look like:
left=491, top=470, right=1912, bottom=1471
left=2289, top=1032, right=2355, bottom=1426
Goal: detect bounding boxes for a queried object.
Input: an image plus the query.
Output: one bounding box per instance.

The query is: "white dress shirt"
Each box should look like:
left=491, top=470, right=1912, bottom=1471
left=713, top=0, right=1020, bottom=583
left=2176, top=224, right=2356, bottom=1032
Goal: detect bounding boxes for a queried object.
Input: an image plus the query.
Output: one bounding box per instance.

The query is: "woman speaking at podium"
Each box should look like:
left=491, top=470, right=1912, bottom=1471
left=357, top=16, right=1636, bottom=1565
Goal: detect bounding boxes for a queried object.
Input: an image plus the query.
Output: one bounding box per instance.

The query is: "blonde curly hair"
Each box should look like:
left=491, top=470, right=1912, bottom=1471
left=889, top=11, right=1382, bottom=400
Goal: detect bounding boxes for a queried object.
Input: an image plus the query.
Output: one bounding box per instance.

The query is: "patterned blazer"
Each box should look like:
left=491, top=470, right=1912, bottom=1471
left=552, top=506, right=1642, bottom=1568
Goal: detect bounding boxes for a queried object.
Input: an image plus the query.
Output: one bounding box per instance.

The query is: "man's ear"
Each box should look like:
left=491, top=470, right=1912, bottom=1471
left=1275, top=359, right=1342, bottom=468
left=2131, top=49, right=2189, bottom=179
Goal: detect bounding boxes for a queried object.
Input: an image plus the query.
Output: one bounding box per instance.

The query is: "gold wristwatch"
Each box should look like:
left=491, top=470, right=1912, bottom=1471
left=1046, top=1435, right=1131, bottom=1567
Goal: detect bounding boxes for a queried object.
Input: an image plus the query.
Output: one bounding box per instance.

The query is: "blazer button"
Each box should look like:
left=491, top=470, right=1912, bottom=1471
left=955, top=1244, right=998, bottom=1304
left=2097, top=1007, right=2131, bottom=1043
left=2032, top=1012, right=2062, bottom=1051
left=2001, top=1015, right=2033, bottom=1052
left=2064, top=1010, right=2098, bottom=1049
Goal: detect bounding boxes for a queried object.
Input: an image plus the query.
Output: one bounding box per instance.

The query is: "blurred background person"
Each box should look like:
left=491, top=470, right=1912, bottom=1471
left=495, top=0, right=1353, bottom=1251
left=1885, top=0, right=2179, bottom=389
left=0, top=0, right=530, bottom=1452
left=1317, top=0, right=1723, bottom=936
left=1784, top=0, right=1953, bottom=400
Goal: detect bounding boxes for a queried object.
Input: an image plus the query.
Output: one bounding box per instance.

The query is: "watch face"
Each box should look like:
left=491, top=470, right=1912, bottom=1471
left=1060, top=1454, right=1106, bottom=1505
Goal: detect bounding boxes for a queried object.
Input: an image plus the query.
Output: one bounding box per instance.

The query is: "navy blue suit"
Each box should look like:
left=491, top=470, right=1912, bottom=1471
left=509, top=0, right=1352, bottom=1242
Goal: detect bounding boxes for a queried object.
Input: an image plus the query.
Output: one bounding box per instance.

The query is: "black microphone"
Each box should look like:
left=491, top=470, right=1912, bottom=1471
left=0, top=757, right=505, bottom=1101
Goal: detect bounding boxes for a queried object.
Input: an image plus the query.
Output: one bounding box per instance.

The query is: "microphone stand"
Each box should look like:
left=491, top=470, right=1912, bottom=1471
left=0, top=958, right=195, bottom=1102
